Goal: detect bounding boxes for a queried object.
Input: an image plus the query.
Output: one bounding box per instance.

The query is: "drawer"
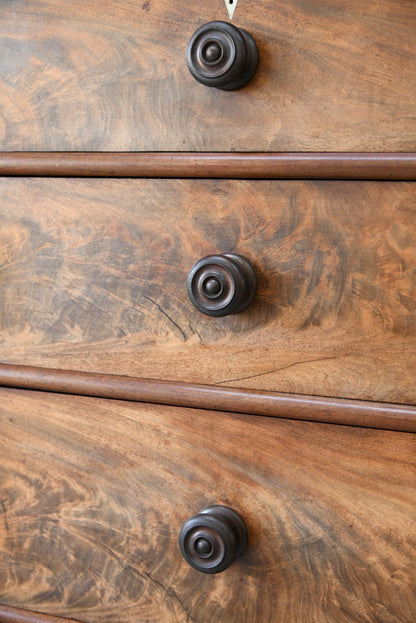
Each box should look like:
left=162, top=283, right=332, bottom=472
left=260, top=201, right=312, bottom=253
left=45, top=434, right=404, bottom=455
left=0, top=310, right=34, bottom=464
left=0, top=388, right=415, bottom=622
left=1, top=177, right=416, bottom=404
left=1, top=1, right=415, bottom=152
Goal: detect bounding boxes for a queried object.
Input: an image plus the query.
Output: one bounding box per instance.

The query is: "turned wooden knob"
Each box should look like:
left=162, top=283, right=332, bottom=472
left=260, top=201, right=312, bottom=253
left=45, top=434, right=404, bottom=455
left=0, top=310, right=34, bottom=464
left=186, top=21, right=259, bottom=90
left=187, top=253, right=257, bottom=317
left=179, top=505, right=247, bottom=574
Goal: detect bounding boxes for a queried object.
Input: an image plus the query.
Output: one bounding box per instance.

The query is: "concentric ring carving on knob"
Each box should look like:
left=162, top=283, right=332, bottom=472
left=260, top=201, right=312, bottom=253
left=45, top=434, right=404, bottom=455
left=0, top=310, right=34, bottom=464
left=187, top=21, right=259, bottom=90
left=179, top=505, right=248, bottom=574
left=187, top=253, right=257, bottom=317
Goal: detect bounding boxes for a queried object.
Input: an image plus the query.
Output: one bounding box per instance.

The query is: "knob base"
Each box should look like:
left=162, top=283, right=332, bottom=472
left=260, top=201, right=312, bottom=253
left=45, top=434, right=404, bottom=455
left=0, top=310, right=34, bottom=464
left=187, top=253, right=257, bottom=317
left=187, top=21, right=259, bottom=91
left=179, top=505, right=248, bottom=574
left=219, top=29, right=258, bottom=91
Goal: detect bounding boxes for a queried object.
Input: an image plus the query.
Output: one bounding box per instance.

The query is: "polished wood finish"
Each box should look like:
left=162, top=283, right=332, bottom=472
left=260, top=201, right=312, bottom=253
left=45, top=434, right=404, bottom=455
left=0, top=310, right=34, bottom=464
left=1, top=152, right=416, bottom=180
left=1, top=1, right=416, bottom=151
left=1, top=178, right=416, bottom=404
left=2, top=2, right=415, bottom=621
left=1, top=364, right=416, bottom=433
left=0, top=605, right=81, bottom=623
left=1, top=388, right=415, bottom=622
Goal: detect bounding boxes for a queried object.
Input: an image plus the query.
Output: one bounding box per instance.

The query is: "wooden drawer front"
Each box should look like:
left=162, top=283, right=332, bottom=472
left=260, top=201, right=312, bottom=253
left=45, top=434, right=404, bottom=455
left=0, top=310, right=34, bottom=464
left=0, top=388, right=415, bottom=622
left=1, top=1, right=415, bottom=152
left=1, top=178, right=416, bottom=404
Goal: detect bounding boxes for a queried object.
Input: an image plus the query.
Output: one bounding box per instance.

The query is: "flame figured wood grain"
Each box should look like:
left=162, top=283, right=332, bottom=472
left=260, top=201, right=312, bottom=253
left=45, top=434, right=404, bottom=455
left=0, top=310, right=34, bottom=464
left=0, top=388, right=415, bottom=622
left=0, top=605, right=81, bottom=623
left=1, top=178, right=416, bottom=404
left=1, top=0, right=416, bottom=151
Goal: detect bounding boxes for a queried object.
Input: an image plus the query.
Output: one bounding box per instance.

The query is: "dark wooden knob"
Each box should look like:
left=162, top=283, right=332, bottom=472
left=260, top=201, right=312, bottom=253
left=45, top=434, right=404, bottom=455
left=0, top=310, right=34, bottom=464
left=186, top=21, right=259, bottom=90
left=179, top=505, right=247, bottom=574
left=187, top=253, right=257, bottom=317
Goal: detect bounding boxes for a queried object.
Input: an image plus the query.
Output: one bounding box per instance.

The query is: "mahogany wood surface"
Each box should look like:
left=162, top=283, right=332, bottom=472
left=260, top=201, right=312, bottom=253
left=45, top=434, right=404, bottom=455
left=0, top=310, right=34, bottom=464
left=1, top=363, right=416, bottom=433
left=1, top=152, right=416, bottom=180
left=0, top=387, right=415, bottom=622
left=1, top=1, right=416, bottom=152
left=1, top=178, right=416, bottom=404
left=0, top=605, right=81, bottom=623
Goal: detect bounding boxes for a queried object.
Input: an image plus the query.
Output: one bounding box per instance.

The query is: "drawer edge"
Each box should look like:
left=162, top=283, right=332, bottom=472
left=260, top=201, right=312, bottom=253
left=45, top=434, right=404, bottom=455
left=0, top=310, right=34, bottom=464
left=1, top=152, right=416, bottom=180
left=1, top=363, right=415, bottom=433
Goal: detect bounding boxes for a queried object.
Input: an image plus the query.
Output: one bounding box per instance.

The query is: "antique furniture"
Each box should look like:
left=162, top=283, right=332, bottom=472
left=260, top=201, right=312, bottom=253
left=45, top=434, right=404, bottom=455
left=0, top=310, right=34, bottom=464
left=0, top=1, right=416, bottom=622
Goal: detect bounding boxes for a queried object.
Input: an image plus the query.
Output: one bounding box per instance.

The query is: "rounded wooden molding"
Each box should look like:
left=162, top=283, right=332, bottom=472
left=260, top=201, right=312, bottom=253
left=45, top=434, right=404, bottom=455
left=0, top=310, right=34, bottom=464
left=1, top=363, right=416, bottom=433
left=1, top=152, right=415, bottom=179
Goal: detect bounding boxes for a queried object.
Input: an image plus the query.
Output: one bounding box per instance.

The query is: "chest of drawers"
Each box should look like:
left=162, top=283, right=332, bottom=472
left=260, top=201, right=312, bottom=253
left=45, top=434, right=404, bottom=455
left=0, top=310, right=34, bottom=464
left=0, top=2, right=416, bottom=622
left=1, top=0, right=415, bottom=152
left=1, top=388, right=415, bottom=623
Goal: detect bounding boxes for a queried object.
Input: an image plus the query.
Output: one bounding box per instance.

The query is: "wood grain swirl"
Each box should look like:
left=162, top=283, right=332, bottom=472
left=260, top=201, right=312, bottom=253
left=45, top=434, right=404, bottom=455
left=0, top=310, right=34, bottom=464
left=0, top=0, right=415, bottom=151
left=0, top=388, right=415, bottom=622
left=0, top=605, right=82, bottom=623
left=0, top=178, right=415, bottom=403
